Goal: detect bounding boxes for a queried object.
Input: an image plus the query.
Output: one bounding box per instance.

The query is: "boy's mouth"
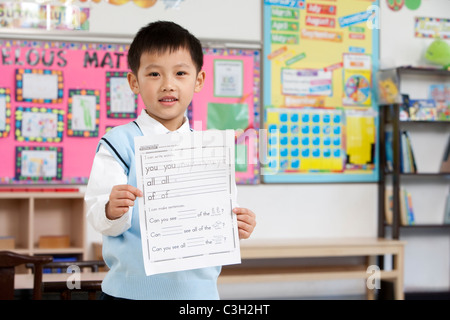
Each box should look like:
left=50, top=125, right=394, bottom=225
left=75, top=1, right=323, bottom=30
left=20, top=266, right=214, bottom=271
left=159, top=96, right=178, bottom=106
left=159, top=96, right=178, bottom=102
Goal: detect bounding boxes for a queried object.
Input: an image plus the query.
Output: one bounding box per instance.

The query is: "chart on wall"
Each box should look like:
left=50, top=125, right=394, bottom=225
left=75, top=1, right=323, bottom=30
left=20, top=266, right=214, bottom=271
left=262, top=0, right=380, bottom=183
left=0, top=39, right=260, bottom=185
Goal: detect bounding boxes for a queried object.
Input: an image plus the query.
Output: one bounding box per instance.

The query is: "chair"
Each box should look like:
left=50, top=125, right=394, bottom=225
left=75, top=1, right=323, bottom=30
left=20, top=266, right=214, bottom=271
left=37, top=260, right=106, bottom=300
left=0, top=251, right=53, bottom=300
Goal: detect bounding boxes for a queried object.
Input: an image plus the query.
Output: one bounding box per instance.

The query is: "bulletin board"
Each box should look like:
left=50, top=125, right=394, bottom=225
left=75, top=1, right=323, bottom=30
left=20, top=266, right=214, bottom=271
left=262, top=0, right=380, bottom=183
left=0, top=39, right=260, bottom=185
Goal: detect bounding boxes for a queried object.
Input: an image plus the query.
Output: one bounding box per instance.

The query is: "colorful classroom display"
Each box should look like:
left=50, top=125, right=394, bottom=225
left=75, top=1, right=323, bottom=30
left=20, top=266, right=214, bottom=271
left=0, top=40, right=260, bottom=185
left=263, top=0, right=379, bottom=182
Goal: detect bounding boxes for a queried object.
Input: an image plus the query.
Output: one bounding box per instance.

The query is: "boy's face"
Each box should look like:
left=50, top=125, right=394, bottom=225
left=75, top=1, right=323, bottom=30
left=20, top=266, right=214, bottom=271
left=128, top=48, right=205, bottom=131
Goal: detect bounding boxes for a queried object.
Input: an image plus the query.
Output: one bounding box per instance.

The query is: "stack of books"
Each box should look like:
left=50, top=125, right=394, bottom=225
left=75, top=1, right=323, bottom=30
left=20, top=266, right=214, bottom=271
left=400, top=87, right=450, bottom=121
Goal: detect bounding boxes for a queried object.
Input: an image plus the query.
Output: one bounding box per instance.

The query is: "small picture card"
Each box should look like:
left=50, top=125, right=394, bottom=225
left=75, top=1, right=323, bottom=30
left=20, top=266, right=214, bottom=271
left=106, top=71, right=137, bottom=118
left=0, top=87, right=11, bottom=138
left=15, top=69, right=64, bottom=104
left=15, top=146, right=63, bottom=181
left=214, top=59, right=244, bottom=98
left=15, top=106, right=64, bottom=142
left=67, top=89, right=100, bottom=137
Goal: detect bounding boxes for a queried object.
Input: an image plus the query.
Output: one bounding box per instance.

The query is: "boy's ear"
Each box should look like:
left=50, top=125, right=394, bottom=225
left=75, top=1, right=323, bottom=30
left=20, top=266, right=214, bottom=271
left=127, top=72, right=140, bottom=94
left=194, top=70, right=206, bottom=93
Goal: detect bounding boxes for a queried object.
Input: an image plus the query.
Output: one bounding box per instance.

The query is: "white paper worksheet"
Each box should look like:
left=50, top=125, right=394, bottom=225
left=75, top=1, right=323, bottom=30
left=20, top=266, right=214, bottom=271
left=135, top=130, right=241, bottom=276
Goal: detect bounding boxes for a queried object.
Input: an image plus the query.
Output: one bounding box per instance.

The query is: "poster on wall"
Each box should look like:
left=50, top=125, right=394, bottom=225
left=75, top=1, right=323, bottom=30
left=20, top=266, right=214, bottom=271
left=0, top=40, right=260, bottom=185
left=262, top=0, right=380, bottom=183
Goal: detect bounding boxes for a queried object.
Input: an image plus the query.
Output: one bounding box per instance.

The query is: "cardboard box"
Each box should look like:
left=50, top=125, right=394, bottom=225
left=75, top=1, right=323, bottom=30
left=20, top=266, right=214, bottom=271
left=39, top=235, right=70, bottom=248
left=93, top=242, right=103, bottom=260
left=0, top=236, right=15, bottom=250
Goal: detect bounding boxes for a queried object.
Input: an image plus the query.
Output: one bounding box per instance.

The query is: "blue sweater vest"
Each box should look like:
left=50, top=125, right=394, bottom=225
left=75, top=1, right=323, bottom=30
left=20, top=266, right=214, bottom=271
left=97, top=121, right=221, bottom=300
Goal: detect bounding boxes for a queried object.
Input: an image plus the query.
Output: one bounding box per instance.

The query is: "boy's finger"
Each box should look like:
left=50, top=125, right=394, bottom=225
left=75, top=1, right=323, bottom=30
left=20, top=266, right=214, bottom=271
left=115, top=184, right=143, bottom=197
left=233, top=207, right=255, bottom=217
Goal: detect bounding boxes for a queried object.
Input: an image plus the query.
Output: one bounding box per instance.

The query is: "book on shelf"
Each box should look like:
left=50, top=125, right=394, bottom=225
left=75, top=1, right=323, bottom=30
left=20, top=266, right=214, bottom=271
left=385, top=131, right=393, bottom=172
left=428, top=84, right=450, bottom=121
left=440, top=135, right=450, bottom=173
left=400, top=132, right=410, bottom=173
left=385, top=187, right=415, bottom=226
left=405, top=189, right=416, bottom=226
left=409, top=99, right=437, bottom=121
left=385, top=130, right=417, bottom=173
left=399, top=94, right=411, bottom=121
left=444, top=193, right=450, bottom=225
left=385, top=187, right=393, bottom=225
left=403, top=131, right=417, bottom=173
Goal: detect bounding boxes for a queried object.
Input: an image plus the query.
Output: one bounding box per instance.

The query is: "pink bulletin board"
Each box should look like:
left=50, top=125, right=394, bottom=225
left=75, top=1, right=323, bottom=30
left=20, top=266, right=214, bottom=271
left=189, top=48, right=261, bottom=184
left=0, top=40, right=261, bottom=185
left=0, top=39, right=143, bottom=184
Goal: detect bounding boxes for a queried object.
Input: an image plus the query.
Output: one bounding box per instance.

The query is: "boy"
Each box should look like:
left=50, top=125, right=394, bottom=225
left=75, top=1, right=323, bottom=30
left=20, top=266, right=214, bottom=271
left=85, top=21, right=256, bottom=300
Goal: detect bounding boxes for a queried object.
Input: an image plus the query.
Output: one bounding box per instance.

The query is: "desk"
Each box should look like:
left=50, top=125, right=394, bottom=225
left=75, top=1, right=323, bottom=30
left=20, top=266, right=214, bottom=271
left=218, top=237, right=406, bottom=300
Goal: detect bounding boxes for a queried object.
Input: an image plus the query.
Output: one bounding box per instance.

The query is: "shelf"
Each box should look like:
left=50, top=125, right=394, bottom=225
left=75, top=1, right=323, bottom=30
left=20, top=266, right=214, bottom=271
left=0, top=192, right=86, bottom=259
left=378, top=66, right=450, bottom=296
left=385, top=172, right=450, bottom=177
left=33, top=248, right=85, bottom=255
left=396, top=66, right=450, bottom=77
left=398, top=121, right=450, bottom=125
left=385, top=224, right=450, bottom=229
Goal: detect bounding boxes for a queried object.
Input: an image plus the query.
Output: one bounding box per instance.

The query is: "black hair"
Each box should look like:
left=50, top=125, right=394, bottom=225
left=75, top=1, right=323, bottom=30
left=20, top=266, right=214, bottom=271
left=127, top=20, right=203, bottom=75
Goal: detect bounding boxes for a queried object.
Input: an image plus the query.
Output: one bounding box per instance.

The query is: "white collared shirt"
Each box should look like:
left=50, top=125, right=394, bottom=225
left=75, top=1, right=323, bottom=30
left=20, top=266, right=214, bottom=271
left=85, top=110, right=192, bottom=236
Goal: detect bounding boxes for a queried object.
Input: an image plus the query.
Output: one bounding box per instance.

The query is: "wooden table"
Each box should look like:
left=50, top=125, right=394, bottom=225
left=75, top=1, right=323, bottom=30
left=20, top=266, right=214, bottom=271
left=219, top=238, right=406, bottom=300
left=15, top=238, right=405, bottom=300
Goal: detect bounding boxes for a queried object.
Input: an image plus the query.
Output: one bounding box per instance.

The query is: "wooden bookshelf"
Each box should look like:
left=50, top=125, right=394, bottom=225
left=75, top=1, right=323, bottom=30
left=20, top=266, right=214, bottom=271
left=378, top=66, right=450, bottom=298
left=0, top=191, right=87, bottom=260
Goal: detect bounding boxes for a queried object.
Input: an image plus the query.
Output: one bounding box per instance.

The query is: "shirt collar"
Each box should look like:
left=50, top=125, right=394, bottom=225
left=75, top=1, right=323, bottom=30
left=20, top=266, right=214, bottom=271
left=135, top=110, right=191, bottom=135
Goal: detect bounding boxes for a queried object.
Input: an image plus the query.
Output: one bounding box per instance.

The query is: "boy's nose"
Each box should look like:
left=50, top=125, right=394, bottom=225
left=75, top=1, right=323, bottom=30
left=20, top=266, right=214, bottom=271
left=162, top=86, right=175, bottom=92
left=161, top=78, right=175, bottom=92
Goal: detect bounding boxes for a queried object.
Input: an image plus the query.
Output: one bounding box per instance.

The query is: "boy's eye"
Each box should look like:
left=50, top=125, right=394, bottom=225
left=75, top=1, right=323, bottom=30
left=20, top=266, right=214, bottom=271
left=176, top=71, right=187, bottom=76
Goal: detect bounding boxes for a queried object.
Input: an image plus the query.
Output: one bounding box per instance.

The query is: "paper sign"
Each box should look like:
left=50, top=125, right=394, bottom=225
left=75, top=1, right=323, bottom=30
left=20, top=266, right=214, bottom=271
left=22, top=73, right=59, bottom=101
left=214, top=60, right=244, bottom=98
left=109, top=76, right=136, bottom=114
left=135, top=130, right=241, bottom=276
left=0, top=95, right=6, bottom=131
left=282, top=68, right=333, bottom=96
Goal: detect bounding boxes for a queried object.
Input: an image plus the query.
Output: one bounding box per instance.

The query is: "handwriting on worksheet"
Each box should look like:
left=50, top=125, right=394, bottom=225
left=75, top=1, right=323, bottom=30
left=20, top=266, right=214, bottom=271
left=135, top=130, right=240, bottom=276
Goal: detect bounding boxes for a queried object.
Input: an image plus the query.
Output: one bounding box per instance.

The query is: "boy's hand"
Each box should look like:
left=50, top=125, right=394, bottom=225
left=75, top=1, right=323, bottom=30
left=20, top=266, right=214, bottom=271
left=233, top=207, right=256, bottom=239
left=106, top=184, right=143, bottom=220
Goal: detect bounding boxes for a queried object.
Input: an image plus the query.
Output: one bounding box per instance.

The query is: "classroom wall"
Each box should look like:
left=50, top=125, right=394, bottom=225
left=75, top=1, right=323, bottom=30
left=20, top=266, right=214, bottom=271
left=379, top=0, right=450, bottom=69
left=88, top=0, right=262, bottom=42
